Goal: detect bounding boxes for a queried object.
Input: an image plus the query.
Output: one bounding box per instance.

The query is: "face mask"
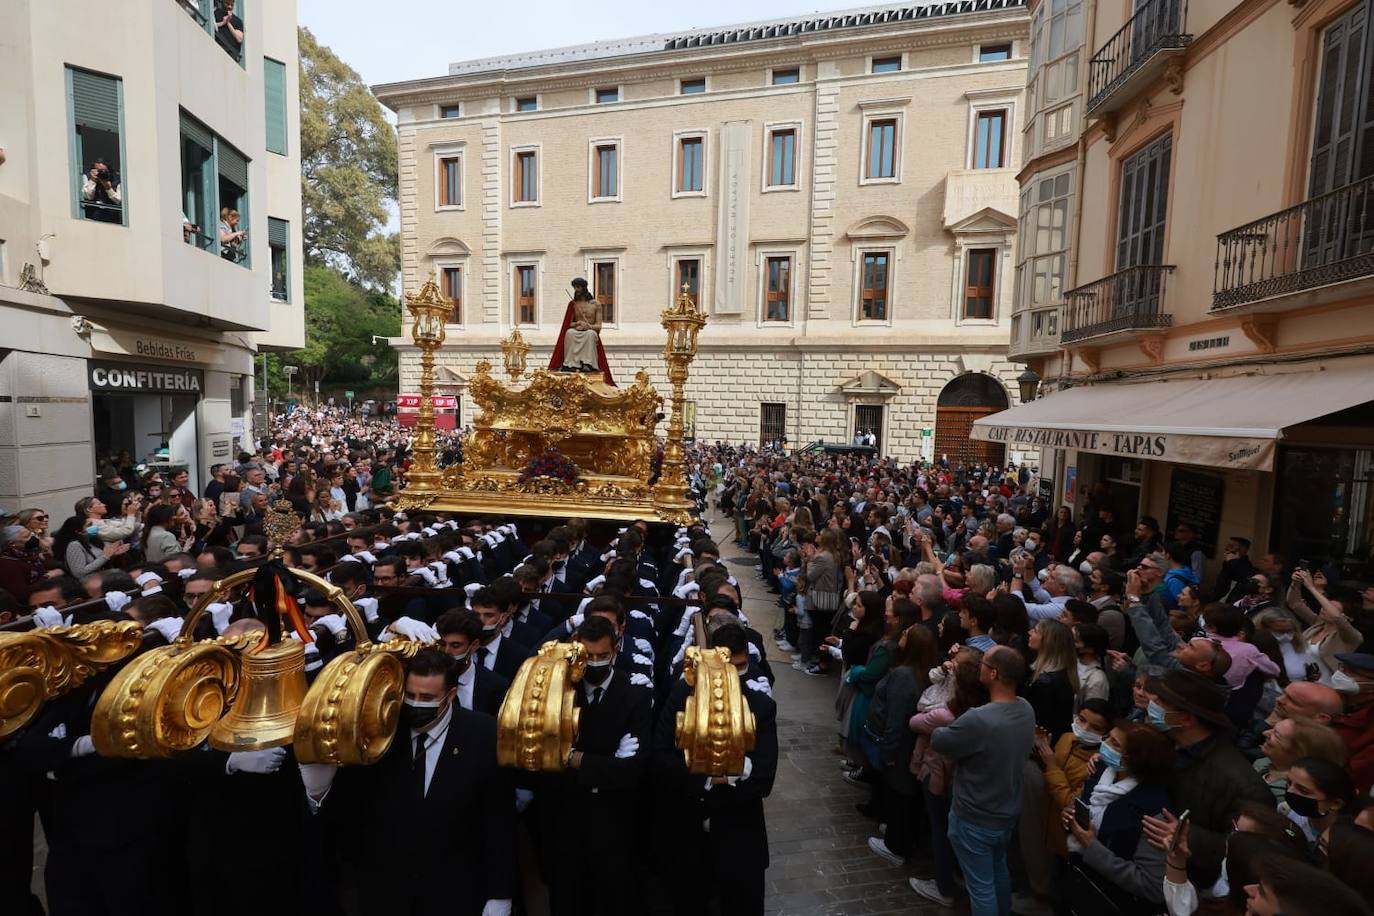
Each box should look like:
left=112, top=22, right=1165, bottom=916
left=399, top=697, right=445, bottom=731
left=1283, top=790, right=1323, bottom=819
left=1146, top=700, right=1172, bottom=731
left=1071, top=721, right=1103, bottom=747
left=85, top=524, right=101, bottom=537
left=449, top=651, right=471, bottom=674
left=115, top=480, right=128, bottom=490
left=583, top=658, right=613, bottom=685
left=1079, top=561, right=1093, bottom=576
left=1331, top=670, right=1363, bottom=694
left=553, top=559, right=566, bottom=572
left=1097, top=741, right=1122, bottom=769
left=1025, top=538, right=1039, bottom=551
left=480, top=624, right=500, bottom=639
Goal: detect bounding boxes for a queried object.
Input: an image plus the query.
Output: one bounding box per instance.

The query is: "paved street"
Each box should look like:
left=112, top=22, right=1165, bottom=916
left=713, top=511, right=957, bottom=916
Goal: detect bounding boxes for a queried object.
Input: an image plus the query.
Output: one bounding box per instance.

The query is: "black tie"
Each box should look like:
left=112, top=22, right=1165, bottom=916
left=592, top=687, right=603, bottom=706
left=412, top=733, right=427, bottom=799
left=476, top=647, right=490, bottom=669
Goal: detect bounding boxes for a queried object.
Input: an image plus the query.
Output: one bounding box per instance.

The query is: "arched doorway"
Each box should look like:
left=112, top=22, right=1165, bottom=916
left=934, top=373, right=1010, bottom=466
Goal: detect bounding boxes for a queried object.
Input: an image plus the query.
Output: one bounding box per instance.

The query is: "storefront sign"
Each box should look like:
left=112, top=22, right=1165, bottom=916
left=89, top=361, right=204, bottom=394
left=89, top=328, right=222, bottom=364
left=972, top=424, right=1275, bottom=471
left=211, top=438, right=231, bottom=459
left=396, top=395, right=457, bottom=408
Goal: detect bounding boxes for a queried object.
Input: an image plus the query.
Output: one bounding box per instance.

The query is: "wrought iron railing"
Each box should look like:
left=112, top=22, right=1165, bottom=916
left=1087, top=0, right=1191, bottom=112
left=1062, top=265, right=1175, bottom=343
left=1213, top=175, right=1374, bottom=310
left=79, top=200, right=124, bottom=224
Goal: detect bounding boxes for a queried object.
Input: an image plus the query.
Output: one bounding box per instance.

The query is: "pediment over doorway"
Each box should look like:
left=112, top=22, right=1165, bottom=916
left=839, top=369, right=902, bottom=398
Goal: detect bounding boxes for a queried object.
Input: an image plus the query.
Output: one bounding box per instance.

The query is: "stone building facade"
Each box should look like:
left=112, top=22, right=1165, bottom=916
left=375, top=0, right=1031, bottom=463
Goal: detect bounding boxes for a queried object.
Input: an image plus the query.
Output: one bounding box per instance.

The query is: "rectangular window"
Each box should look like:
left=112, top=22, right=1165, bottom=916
left=264, top=57, right=288, bottom=155
left=268, top=217, right=289, bottom=301
left=68, top=67, right=126, bottom=224
left=213, top=0, right=245, bottom=63
left=216, top=141, right=251, bottom=268
left=515, top=97, right=538, bottom=112
left=440, top=266, right=462, bottom=323
left=680, top=77, right=706, bottom=94
left=1022, top=170, right=1073, bottom=307
left=866, top=118, right=897, bottom=180
left=768, top=128, right=796, bottom=187
left=676, top=258, right=701, bottom=303
left=973, top=110, right=1007, bottom=169
left=593, top=261, right=616, bottom=324
left=764, top=255, right=791, bottom=322
left=860, top=252, right=889, bottom=320
left=515, top=265, right=537, bottom=324
left=771, top=68, right=800, bottom=85
left=514, top=150, right=538, bottom=203
left=980, top=43, right=1013, bottom=61
left=179, top=109, right=251, bottom=265
left=595, top=86, right=619, bottom=104
left=678, top=136, right=704, bottom=193
left=759, top=403, right=787, bottom=446
left=872, top=56, right=902, bottom=73
left=964, top=249, right=996, bottom=319
left=438, top=156, right=461, bottom=207
left=440, top=104, right=461, bottom=119
left=592, top=144, right=618, bottom=199
left=1115, top=133, right=1171, bottom=269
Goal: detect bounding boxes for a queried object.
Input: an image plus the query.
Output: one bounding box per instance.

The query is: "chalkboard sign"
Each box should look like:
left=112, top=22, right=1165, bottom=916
left=1166, top=469, right=1224, bottom=558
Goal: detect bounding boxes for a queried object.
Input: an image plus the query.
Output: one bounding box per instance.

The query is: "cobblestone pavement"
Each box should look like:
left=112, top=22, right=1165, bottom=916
left=713, top=510, right=962, bottom=916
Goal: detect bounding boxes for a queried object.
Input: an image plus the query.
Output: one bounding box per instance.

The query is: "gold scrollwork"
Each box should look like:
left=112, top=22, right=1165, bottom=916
left=496, top=640, right=587, bottom=771
left=675, top=645, right=756, bottom=777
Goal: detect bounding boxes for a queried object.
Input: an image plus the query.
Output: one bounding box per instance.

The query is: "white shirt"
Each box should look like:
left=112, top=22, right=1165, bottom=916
left=409, top=705, right=452, bottom=796
left=477, top=632, right=502, bottom=671
left=582, top=669, right=616, bottom=704
left=455, top=659, right=476, bottom=711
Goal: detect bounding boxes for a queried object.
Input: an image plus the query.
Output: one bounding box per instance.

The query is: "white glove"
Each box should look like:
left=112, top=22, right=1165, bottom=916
left=206, top=602, right=235, bottom=634
left=226, top=746, right=287, bottom=775
left=631, top=653, right=653, bottom=667
left=827, top=644, right=843, bottom=660
left=614, top=733, right=640, bottom=759
left=514, top=788, right=534, bottom=814
left=630, top=609, right=650, bottom=622
left=70, top=735, right=96, bottom=758
left=299, top=761, right=338, bottom=801
left=480, top=901, right=513, bottom=916
left=146, top=617, right=184, bottom=643
left=745, top=677, right=773, bottom=698
left=705, top=755, right=753, bottom=790
left=353, top=596, right=379, bottom=623
left=313, top=613, right=349, bottom=639
left=629, top=672, right=653, bottom=688
left=177, top=567, right=197, bottom=580
left=632, top=638, right=655, bottom=658
left=412, top=567, right=438, bottom=587
left=103, top=591, right=132, bottom=613
left=350, top=550, right=377, bottom=565
left=747, top=642, right=761, bottom=659
left=385, top=616, right=438, bottom=643
left=31, top=606, right=64, bottom=629
left=134, top=571, right=163, bottom=588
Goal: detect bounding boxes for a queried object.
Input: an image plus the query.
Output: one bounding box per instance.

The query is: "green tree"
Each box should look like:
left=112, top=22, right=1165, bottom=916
left=267, top=265, right=399, bottom=398
left=299, top=27, right=398, bottom=290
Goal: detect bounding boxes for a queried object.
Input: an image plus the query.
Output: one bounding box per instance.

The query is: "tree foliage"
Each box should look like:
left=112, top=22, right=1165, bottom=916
left=299, top=27, right=398, bottom=291
left=267, top=265, right=400, bottom=396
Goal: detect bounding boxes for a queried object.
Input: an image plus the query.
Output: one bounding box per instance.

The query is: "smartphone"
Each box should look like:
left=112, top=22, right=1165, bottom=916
left=1073, top=798, right=1092, bottom=830
left=1170, top=810, right=1191, bottom=852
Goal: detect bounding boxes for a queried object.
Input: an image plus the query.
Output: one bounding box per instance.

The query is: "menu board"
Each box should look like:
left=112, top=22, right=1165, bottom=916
left=1165, top=469, right=1224, bottom=558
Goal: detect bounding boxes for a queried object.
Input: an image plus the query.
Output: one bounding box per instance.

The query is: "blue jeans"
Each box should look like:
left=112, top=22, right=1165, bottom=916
left=948, top=811, right=1014, bottom=916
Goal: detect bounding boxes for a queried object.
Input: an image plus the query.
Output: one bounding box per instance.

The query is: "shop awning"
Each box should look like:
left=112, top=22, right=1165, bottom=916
left=970, top=366, right=1374, bottom=472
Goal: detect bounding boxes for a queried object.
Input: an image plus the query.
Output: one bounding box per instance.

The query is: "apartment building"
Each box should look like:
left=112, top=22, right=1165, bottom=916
left=0, top=0, right=304, bottom=514
left=374, top=0, right=1031, bottom=463
left=991, top=0, right=1374, bottom=581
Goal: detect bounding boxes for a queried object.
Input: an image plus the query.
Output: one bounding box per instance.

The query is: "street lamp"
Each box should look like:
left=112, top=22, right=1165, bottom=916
left=654, top=283, right=707, bottom=520
left=1016, top=368, right=1041, bottom=404
left=403, top=276, right=451, bottom=493
left=500, top=327, right=530, bottom=383
left=283, top=364, right=298, bottom=406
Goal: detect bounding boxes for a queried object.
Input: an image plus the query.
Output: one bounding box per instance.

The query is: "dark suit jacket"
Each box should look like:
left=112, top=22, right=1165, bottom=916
left=489, top=635, right=532, bottom=681
left=470, top=665, right=510, bottom=716
left=323, top=708, right=515, bottom=916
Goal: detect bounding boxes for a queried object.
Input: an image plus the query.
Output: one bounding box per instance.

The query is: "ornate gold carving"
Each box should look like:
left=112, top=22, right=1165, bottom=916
left=263, top=499, right=301, bottom=554
left=294, top=647, right=405, bottom=765
left=496, top=640, right=587, bottom=771
left=0, top=621, right=144, bottom=739
left=675, top=645, right=757, bottom=777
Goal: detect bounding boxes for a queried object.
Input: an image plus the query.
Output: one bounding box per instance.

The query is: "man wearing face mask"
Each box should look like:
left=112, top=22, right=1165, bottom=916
left=532, top=615, right=651, bottom=915
left=301, top=649, right=515, bottom=916
left=1138, top=670, right=1274, bottom=889
left=436, top=609, right=509, bottom=715
left=1329, top=652, right=1374, bottom=795
left=471, top=586, right=533, bottom=680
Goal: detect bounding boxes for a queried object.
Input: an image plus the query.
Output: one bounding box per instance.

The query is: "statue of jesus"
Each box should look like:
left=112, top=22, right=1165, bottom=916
left=548, top=277, right=615, bottom=385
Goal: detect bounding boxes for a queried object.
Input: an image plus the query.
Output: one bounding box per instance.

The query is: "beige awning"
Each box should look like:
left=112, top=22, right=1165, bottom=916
left=970, top=366, right=1374, bottom=471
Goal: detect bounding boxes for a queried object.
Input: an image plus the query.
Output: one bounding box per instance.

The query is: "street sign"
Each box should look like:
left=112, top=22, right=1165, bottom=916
left=344, top=390, right=354, bottom=399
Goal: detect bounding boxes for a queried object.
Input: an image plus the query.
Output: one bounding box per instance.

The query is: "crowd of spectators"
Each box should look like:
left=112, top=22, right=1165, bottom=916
left=714, top=442, right=1374, bottom=916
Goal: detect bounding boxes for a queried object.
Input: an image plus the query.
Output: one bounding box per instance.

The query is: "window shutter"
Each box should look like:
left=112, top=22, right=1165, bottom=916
left=267, top=217, right=288, bottom=248
left=264, top=58, right=288, bottom=155
left=71, top=69, right=120, bottom=134
left=180, top=111, right=214, bottom=151
left=1310, top=5, right=1368, bottom=197
left=218, top=142, right=249, bottom=189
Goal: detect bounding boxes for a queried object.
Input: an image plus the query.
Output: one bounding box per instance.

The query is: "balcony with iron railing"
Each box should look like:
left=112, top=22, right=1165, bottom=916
left=1062, top=264, right=1175, bottom=344
left=1087, top=0, right=1191, bottom=116
left=1213, top=175, right=1374, bottom=312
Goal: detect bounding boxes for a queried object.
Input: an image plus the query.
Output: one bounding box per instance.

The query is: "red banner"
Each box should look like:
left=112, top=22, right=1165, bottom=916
left=397, top=395, right=456, bottom=408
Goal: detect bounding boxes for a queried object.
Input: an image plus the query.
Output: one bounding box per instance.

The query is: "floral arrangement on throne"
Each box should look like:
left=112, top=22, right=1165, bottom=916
left=517, top=448, right=582, bottom=486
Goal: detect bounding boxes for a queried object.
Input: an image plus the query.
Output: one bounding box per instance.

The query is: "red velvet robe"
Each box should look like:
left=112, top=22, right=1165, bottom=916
left=547, top=299, right=615, bottom=386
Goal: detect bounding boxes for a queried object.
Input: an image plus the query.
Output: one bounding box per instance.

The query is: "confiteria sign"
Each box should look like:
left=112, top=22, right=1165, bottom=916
left=89, top=361, right=204, bottom=394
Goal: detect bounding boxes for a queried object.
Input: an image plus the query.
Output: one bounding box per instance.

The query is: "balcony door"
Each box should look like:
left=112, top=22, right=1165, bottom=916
left=1113, top=133, right=1171, bottom=319
left=1307, top=1, right=1374, bottom=267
